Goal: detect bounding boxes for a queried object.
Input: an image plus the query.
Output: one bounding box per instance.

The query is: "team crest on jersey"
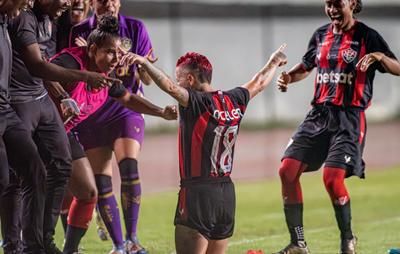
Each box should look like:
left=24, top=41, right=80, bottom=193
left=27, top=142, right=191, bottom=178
left=342, top=48, right=357, bottom=63
left=121, top=37, right=133, bottom=52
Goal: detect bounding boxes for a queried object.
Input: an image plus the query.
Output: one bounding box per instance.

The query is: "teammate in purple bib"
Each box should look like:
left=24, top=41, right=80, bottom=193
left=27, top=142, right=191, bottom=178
left=69, top=1, right=155, bottom=252
left=48, top=15, right=177, bottom=254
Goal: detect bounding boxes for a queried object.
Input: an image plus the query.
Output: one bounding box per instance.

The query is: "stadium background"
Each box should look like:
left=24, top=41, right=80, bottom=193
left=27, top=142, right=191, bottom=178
left=2, top=0, right=400, bottom=253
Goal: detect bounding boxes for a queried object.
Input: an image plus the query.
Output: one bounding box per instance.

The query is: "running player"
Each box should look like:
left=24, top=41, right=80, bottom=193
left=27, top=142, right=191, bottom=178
left=0, top=1, right=121, bottom=253
left=126, top=45, right=287, bottom=253
left=69, top=1, right=156, bottom=252
left=0, top=0, right=48, bottom=253
left=46, top=15, right=177, bottom=254
left=274, top=0, right=400, bottom=253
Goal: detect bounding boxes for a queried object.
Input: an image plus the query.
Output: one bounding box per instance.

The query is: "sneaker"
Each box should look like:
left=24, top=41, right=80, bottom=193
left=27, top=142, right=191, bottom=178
left=44, top=240, right=62, bottom=254
left=340, top=235, right=357, bottom=254
left=125, top=238, right=148, bottom=254
left=108, top=246, right=125, bottom=254
left=273, top=241, right=310, bottom=254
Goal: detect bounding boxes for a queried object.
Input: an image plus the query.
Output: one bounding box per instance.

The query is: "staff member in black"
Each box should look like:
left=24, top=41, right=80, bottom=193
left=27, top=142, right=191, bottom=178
left=0, top=1, right=121, bottom=253
left=0, top=0, right=49, bottom=253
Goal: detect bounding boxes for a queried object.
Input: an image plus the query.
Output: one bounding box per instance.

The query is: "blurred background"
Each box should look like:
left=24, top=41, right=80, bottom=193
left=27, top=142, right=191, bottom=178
left=121, top=0, right=400, bottom=128
left=107, top=0, right=400, bottom=194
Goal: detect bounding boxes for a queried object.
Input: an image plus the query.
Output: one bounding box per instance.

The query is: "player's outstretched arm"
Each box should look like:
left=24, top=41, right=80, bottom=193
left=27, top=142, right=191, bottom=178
left=277, top=63, right=313, bottom=92
left=356, top=52, right=400, bottom=75
left=20, top=43, right=122, bottom=89
left=114, top=92, right=178, bottom=120
left=119, top=53, right=190, bottom=107
left=242, top=44, right=288, bottom=99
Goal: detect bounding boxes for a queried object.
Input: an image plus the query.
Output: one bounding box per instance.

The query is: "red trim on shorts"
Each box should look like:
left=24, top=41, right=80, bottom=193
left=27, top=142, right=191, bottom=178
left=359, top=111, right=366, bottom=144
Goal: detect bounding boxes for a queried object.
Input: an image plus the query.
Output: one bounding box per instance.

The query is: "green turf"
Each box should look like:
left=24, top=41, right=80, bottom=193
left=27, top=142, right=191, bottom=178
left=46, top=166, right=400, bottom=253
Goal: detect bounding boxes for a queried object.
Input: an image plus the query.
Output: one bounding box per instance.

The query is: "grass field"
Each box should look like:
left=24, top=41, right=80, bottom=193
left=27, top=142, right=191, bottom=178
left=43, top=166, right=400, bottom=253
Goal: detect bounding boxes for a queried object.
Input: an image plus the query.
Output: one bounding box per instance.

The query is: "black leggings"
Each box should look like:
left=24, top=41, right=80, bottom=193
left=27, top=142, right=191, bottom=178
left=1, top=95, right=72, bottom=249
left=0, top=107, right=47, bottom=253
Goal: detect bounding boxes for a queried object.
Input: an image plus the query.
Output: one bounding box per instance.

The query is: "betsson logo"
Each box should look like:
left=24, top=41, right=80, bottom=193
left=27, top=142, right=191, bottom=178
left=316, top=71, right=354, bottom=85
left=213, top=108, right=243, bottom=121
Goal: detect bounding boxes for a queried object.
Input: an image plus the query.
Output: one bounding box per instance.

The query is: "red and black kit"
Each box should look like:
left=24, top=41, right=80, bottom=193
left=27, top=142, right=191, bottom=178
left=284, top=21, right=397, bottom=177
left=174, top=87, right=249, bottom=239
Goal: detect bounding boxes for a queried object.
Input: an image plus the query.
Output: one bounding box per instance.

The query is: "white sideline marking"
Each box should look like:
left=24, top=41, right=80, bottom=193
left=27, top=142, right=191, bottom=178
left=228, top=216, right=400, bottom=247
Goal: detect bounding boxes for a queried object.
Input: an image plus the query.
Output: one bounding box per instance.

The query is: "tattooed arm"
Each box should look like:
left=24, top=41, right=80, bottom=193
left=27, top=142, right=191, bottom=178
left=121, top=52, right=189, bottom=107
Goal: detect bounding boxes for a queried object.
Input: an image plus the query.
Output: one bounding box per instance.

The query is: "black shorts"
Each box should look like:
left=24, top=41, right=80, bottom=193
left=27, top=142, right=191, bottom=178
left=68, top=132, right=86, bottom=161
left=283, top=105, right=366, bottom=178
left=174, top=177, right=235, bottom=240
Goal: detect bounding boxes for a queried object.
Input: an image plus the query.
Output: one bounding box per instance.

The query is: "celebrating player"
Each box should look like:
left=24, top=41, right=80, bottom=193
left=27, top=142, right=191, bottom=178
left=69, top=0, right=156, bottom=252
left=274, top=0, right=400, bottom=253
left=126, top=45, right=287, bottom=253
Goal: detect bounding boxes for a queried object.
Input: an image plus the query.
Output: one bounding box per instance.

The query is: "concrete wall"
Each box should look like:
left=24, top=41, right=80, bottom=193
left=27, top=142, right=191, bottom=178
left=120, top=2, right=400, bottom=128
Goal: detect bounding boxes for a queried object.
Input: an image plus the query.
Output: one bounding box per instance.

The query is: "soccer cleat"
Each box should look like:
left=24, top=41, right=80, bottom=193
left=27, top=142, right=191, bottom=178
left=2, top=241, right=23, bottom=254
left=44, top=240, right=62, bottom=254
left=340, top=235, right=357, bottom=254
left=273, top=241, right=310, bottom=254
left=125, top=237, right=148, bottom=254
left=108, top=246, right=125, bottom=254
left=388, top=248, right=400, bottom=254
left=95, top=209, right=109, bottom=241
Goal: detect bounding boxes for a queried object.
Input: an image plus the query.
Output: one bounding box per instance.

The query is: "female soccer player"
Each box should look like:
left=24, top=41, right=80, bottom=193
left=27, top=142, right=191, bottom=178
left=69, top=1, right=157, bottom=252
left=48, top=15, right=177, bottom=254
left=274, top=0, right=400, bottom=253
left=122, top=45, right=287, bottom=253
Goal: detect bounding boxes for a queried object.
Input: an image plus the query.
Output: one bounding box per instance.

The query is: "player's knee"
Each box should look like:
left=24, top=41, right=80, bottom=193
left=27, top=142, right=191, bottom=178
left=119, top=158, right=139, bottom=181
left=95, top=174, right=113, bottom=195
left=279, top=158, right=302, bottom=184
left=68, top=197, right=97, bottom=229
left=323, top=167, right=349, bottom=202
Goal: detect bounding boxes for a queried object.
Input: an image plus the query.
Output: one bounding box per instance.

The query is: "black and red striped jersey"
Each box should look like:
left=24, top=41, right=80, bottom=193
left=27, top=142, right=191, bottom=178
left=178, top=87, right=250, bottom=180
left=302, top=21, right=396, bottom=109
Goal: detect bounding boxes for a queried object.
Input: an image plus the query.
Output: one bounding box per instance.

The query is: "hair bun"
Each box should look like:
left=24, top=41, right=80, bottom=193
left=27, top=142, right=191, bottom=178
left=97, top=14, right=119, bottom=34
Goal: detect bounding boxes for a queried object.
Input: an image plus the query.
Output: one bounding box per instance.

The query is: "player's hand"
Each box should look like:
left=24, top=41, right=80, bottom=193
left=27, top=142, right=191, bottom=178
left=85, top=71, right=122, bottom=89
left=162, top=105, right=178, bottom=120
left=277, top=71, right=291, bottom=92
left=145, top=48, right=158, bottom=63
left=75, top=36, right=88, bottom=47
left=269, top=43, right=288, bottom=67
left=60, top=98, right=80, bottom=124
left=356, top=52, right=384, bottom=72
left=119, top=52, right=148, bottom=68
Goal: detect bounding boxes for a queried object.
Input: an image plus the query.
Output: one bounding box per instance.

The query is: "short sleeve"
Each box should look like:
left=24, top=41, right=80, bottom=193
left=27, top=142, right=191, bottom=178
left=366, top=29, right=397, bottom=73
left=179, top=88, right=209, bottom=119
left=50, top=53, right=80, bottom=70
left=108, top=83, right=127, bottom=98
left=228, top=87, right=250, bottom=107
left=302, top=30, right=319, bottom=71
left=136, top=21, right=153, bottom=57
left=8, top=10, right=37, bottom=50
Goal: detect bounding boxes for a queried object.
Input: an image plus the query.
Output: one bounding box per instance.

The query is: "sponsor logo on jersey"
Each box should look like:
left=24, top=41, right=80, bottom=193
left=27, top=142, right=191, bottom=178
left=342, top=48, right=358, bottom=63
left=316, top=71, right=354, bottom=85
left=345, top=40, right=359, bottom=46
left=213, top=108, right=243, bottom=121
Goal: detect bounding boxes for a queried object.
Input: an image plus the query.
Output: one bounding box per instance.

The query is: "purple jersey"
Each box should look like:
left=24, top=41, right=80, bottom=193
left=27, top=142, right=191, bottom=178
left=69, top=15, right=152, bottom=147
